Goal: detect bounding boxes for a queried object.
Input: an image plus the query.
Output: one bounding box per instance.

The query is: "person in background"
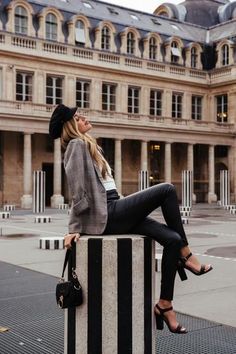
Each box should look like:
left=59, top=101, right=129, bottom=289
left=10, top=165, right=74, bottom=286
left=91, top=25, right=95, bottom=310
left=49, top=104, right=213, bottom=334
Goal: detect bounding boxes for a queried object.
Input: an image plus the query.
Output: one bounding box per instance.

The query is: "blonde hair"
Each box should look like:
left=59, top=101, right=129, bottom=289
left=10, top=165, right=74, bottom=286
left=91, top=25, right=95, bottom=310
left=61, top=117, right=108, bottom=178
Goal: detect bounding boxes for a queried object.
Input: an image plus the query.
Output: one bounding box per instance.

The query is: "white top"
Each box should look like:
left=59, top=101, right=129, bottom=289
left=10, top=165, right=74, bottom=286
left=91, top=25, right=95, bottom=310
left=101, top=161, right=117, bottom=191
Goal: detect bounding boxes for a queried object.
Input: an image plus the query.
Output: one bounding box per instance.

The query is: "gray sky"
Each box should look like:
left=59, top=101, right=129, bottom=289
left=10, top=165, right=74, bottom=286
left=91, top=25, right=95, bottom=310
left=100, top=0, right=234, bottom=14
left=99, top=0, right=181, bottom=13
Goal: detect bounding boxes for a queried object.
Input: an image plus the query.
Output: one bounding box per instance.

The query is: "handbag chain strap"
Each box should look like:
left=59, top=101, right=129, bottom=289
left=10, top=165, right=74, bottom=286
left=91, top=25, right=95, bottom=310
left=61, top=248, right=71, bottom=280
left=61, top=243, right=78, bottom=281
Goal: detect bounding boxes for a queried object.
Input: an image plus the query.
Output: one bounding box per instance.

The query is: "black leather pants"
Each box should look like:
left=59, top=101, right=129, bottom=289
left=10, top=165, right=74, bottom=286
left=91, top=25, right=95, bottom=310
left=103, top=183, right=188, bottom=301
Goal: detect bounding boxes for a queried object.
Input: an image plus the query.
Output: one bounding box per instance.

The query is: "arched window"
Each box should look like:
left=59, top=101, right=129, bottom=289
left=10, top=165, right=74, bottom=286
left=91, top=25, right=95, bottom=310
left=101, top=26, right=110, bottom=50
left=75, top=20, right=86, bottom=46
left=171, top=41, right=180, bottom=64
left=149, top=37, right=157, bottom=60
left=46, top=13, right=57, bottom=41
left=191, top=47, right=198, bottom=68
left=222, top=44, right=229, bottom=66
left=127, top=32, right=135, bottom=55
left=15, top=6, right=28, bottom=34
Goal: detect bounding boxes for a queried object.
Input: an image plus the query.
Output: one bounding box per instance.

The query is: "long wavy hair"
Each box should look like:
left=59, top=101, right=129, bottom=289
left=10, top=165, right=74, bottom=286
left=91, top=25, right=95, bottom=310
left=61, top=117, right=108, bottom=178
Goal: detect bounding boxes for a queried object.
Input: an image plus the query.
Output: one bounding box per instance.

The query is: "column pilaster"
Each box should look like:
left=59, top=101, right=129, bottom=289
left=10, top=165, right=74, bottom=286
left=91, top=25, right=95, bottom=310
left=21, top=133, right=33, bottom=208
left=208, top=144, right=217, bottom=203
left=51, top=138, right=64, bottom=207
left=141, top=140, right=148, bottom=171
left=164, top=142, right=171, bottom=183
left=187, top=143, right=196, bottom=203
left=115, top=139, right=122, bottom=195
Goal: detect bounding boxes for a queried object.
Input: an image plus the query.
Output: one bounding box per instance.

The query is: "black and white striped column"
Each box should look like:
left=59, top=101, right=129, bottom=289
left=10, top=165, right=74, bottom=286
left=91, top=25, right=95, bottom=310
left=33, top=170, right=45, bottom=213
left=220, top=170, right=230, bottom=207
left=64, top=235, right=156, bottom=354
left=182, top=170, right=192, bottom=208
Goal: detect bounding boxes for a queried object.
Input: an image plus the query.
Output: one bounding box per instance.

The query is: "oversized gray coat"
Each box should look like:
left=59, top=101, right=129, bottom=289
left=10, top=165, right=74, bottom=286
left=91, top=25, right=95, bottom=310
left=64, top=138, right=107, bottom=234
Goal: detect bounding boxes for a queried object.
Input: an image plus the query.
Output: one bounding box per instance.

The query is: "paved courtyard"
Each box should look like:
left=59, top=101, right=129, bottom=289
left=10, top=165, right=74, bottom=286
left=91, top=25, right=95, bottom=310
left=0, top=203, right=236, bottom=353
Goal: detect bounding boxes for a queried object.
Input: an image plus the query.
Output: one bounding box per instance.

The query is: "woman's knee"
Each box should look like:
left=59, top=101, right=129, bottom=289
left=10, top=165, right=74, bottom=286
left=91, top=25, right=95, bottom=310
left=166, top=231, right=183, bottom=249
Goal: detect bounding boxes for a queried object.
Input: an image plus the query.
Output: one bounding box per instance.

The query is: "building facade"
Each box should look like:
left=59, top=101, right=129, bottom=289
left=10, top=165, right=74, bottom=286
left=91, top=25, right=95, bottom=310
left=0, top=0, right=236, bottom=207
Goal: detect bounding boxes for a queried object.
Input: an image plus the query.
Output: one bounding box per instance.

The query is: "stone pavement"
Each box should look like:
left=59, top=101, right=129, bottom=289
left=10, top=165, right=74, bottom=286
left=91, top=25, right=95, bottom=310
left=0, top=204, right=236, bottom=353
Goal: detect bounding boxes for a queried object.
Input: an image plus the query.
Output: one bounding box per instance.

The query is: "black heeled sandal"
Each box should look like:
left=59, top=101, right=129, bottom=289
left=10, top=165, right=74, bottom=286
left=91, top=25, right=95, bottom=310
left=179, top=252, right=213, bottom=278
left=154, top=304, right=187, bottom=334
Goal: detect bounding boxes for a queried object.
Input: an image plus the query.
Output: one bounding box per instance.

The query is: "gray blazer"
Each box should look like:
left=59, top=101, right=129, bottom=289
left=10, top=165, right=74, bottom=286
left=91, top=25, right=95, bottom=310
left=64, top=138, right=107, bottom=234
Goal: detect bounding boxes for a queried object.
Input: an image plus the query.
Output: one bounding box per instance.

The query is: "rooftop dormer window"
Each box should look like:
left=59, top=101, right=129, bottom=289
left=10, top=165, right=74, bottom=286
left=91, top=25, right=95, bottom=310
left=82, top=2, right=93, bottom=9
left=130, top=14, right=139, bottom=21
left=108, top=7, right=119, bottom=15
left=15, top=6, right=28, bottom=35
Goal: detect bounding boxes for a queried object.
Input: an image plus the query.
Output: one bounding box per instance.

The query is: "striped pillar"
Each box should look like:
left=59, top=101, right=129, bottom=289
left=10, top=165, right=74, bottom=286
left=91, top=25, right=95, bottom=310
left=64, top=235, right=156, bottom=354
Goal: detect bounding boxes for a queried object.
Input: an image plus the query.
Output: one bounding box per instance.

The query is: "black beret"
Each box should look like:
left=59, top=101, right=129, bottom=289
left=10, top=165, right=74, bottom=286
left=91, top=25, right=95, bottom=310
left=49, top=104, right=77, bottom=139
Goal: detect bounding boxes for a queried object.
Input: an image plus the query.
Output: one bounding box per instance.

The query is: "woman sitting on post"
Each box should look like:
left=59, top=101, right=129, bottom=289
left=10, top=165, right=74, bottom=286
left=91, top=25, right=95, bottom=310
left=49, top=104, right=213, bottom=334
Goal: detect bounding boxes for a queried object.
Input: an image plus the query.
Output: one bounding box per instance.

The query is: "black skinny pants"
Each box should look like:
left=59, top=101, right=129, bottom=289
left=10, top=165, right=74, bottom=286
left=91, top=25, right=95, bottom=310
left=103, top=183, right=188, bottom=301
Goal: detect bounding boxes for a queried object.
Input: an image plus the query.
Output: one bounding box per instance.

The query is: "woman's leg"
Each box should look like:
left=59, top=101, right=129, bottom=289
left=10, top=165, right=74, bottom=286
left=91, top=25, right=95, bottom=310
left=131, top=217, right=182, bottom=301
left=106, top=183, right=188, bottom=247
left=131, top=217, right=186, bottom=332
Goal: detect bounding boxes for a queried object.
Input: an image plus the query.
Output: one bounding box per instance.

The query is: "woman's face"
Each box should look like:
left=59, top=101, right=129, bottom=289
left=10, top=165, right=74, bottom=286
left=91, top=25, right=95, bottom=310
left=74, top=112, right=92, bottom=134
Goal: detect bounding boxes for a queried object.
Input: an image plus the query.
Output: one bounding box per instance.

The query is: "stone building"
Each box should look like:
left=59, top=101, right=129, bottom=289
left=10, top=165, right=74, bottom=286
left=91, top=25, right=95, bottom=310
left=0, top=0, right=236, bottom=207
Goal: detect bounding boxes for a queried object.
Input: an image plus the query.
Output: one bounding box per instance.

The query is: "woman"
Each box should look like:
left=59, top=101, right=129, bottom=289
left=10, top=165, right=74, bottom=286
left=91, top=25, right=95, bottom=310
left=49, top=104, right=213, bottom=334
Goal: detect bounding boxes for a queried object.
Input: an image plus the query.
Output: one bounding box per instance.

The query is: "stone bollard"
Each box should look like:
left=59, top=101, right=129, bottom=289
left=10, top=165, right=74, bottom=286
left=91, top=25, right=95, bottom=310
left=64, top=235, right=156, bottom=354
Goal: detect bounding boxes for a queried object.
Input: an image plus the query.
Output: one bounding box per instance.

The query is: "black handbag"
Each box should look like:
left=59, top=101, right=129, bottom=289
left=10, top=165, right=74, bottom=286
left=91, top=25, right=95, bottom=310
left=56, top=247, right=83, bottom=309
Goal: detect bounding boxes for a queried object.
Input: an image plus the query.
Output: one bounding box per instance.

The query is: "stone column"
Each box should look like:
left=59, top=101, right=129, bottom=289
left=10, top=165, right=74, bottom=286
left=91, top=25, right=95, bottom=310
left=141, top=140, right=148, bottom=171
left=21, top=133, right=33, bottom=208
left=115, top=139, right=122, bottom=195
left=187, top=143, right=196, bottom=203
left=51, top=138, right=64, bottom=207
left=208, top=145, right=217, bottom=203
left=164, top=142, right=171, bottom=183
left=228, top=144, right=236, bottom=202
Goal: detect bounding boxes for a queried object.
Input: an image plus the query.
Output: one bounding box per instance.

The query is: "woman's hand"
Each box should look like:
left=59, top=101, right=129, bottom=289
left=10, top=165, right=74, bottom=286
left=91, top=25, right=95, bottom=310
left=64, top=233, right=80, bottom=249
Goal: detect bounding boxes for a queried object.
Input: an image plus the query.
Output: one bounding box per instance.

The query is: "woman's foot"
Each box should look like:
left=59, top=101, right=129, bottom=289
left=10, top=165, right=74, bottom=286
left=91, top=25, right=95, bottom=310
left=154, top=300, right=187, bottom=334
left=180, top=251, right=213, bottom=275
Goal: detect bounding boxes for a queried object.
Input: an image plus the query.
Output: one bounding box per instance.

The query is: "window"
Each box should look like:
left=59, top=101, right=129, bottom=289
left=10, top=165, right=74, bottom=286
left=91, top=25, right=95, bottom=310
left=76, top=80, right=90, bottom=108
left=75, top=20, right=85, bottom=45
left=216, top=94, right=228, bottom=123
left=82, top=2, right=92, bottom=8
left=191, top=47, right=198, bottom=68
left=158, top=11, right=169, bottom=17
left=151, top=18, right=161, bottom=25
left=46, top=13, right=57, bottom=41
left=15, top=6, right=28, bottom=34
left=171, top=24, right=179, bottom=31
left=46, top=76, right=62, bottom=105
left=128, top=87, right=140, bottom=114
left=130, top=14, right=139, bottom=21
left=0, top=68, right=2, bottom=99
left=101, top=26, right=110, bottom=51
left=171, top=41, right=181, bottom=64
left=150, top=90, right=162, bottom=116
left=102, top=83, right=116, bottom=111
left=108, top=7, right=119, bottom=15
left=127, top=32, right=135, bottom=55
left=191, top=96, right=202, bottom=120
left=149, top=37, right=157, bottom=60
left=172, top=93, right=182, bottom=118
left=222, top=44, right=229, bottom=66
left=16, top=72, right=32, bottom=101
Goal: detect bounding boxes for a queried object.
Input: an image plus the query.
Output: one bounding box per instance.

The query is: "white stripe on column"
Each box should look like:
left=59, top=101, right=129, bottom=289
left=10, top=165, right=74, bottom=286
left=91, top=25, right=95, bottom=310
left=75, top=238, right=88, bottom=354
left=132, top=237, right=144, bottom=354
left=102, top=238, right=118, bottom=354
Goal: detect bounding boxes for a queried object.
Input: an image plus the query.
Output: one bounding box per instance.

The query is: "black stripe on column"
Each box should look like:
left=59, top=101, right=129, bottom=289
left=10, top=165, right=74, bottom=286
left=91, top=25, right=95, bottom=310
left=88, top=238, right=103, bottom=354
left=67, top=244, right=76, bottom=354
left=118, top=238, right=132, bottom=354
left=144, top=237, right=152, bottom=354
